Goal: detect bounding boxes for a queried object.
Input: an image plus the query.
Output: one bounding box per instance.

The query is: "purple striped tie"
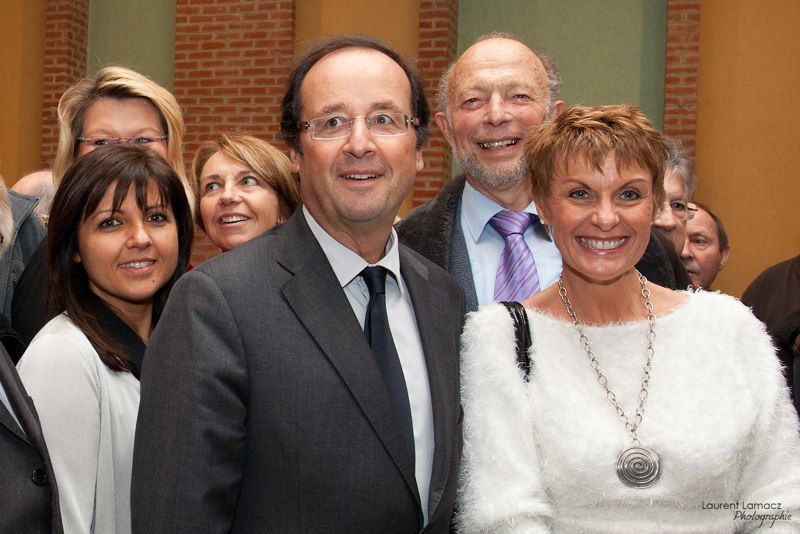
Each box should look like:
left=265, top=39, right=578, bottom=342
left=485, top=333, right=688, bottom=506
left=489, top=210, right=541, bottom=302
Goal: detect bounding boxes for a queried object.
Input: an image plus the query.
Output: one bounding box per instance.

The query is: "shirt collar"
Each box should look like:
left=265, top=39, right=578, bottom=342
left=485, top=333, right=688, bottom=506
left=302, top=206, right=404, bottom=295
left=461, top=181, right=550, bottom=242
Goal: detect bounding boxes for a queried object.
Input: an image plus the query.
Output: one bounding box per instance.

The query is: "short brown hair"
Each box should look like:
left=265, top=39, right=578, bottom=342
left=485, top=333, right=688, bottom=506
left=191, top=133, right=300, bottom=229
left=526, top=104, right=667, bottom=209
left=279, top=35, right=430, bottom=152
left=48, top=145, right=194, bottom=373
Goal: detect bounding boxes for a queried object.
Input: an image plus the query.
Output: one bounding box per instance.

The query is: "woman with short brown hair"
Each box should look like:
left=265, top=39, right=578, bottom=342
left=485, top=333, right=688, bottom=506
left=458, top=105, right=800, bottom=532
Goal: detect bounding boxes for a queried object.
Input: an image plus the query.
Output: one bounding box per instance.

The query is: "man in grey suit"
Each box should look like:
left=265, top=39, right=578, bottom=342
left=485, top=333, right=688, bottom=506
left=0, top=343, right=62, bottom=533
left=132, top=36, right=464, bottom=533
left=397, top=34, right=676, bottom=312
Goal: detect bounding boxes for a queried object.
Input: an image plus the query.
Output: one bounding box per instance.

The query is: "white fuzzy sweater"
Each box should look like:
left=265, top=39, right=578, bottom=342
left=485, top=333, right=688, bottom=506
left=458, top=290, right=800, bottom=533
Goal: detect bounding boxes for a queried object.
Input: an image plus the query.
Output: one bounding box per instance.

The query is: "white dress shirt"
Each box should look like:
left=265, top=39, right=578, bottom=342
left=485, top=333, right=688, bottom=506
left=303, top=206, right=434, bottom=525
left=460, top=181, right=562, bottom=307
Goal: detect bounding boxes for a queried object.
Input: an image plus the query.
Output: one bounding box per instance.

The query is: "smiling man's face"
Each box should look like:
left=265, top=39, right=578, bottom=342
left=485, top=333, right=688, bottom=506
left=289, top=47, right=422, bottom=245
left=437, top=38, right=560, bottom=195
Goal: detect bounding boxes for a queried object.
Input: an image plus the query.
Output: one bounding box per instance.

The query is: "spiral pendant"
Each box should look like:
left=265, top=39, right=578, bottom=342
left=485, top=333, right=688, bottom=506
left=616, top=445, right=661, bottom=488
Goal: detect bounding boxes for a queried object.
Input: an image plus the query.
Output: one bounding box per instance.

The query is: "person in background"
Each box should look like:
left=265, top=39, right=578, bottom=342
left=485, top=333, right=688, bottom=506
left=192, top=133, right=299, bottom=253
left=0, top=180, right=61, bottom=532
left=681, top=201, right=730, bottom=290
left=398, top=33, right=676, bottom=313
left=11, top=66, right=191, bottom=346
left=0, top=174, right=45, bottom=328
left=458, top=105, right=800, bottom=532
left=743, top=255, right=800, bottom=338
left=743, top=253, right=800, bottom=412
left=653, top=137, right=695, bottom=254
left=12, top=169, right=56, bottom=225
left=17, top=146, right=193, bottom=533
left=651, top=137, right=694, bottom=288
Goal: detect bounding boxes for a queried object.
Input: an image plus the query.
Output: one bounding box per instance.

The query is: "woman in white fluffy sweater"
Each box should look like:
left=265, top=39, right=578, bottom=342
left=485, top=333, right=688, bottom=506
left=458, top=105, right=800, bottom=533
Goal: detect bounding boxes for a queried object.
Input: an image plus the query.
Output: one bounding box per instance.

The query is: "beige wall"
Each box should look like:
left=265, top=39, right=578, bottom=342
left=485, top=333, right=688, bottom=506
left=295, top=0, right=419, bottom=59
left=695, top=1, right=800, bottom=296
left=294, top=0, right=420, bottom=214
left=0, top=0, right=46, bottom=185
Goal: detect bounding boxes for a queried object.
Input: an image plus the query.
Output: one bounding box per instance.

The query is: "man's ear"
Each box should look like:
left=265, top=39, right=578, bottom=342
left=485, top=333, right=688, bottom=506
left=719, top=247, right=731, bottom=270
left=435, top=112, right=454, bottom=146
left=550, top=100, right=565, bottom=119
left=415, top=146, right=424, bottom=173
left=73, top=251, right=81, bottom=263
left=289, top=147, right=301, bottom=174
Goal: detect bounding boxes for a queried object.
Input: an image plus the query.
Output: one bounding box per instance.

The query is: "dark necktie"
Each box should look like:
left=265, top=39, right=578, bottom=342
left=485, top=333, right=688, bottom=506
left=489, top=210, right=541, bottom=301
left=361, top=266, right=415, bottom=458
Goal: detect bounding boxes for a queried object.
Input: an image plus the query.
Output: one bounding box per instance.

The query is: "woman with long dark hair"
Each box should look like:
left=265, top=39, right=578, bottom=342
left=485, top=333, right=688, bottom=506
left=17, top=145, right=193, bottom=533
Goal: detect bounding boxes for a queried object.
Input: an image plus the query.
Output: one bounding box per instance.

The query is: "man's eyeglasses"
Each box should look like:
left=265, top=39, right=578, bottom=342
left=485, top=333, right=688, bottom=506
left=299, top=113, right=420, bottom=140
left=76, top=135, right=169, bottom=147
left=657, top=199, right=697, bottom=221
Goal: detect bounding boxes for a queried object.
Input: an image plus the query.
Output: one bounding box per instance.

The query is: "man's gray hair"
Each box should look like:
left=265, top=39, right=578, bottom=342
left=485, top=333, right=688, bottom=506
left=436, top=32, right=562, bottom=121
left=664, top=137, right=696, bottom=198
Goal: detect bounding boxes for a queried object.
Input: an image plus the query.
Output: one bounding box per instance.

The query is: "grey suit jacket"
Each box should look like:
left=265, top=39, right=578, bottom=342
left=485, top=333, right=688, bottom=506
left=397, top=175, right=678, bottom=313
left=0, top=345, right=62, bottom=533
left=132, top=210, right=465, bottom=533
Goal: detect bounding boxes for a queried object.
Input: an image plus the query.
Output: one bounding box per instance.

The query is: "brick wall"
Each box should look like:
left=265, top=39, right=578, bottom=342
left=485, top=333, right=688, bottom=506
left=172, top=0, right=295, bottom=264
left=663, top=0, right=700, bottom=153
left=40, top=0, right=90, bottom=168
left=414, top=0, right=459, bottom=207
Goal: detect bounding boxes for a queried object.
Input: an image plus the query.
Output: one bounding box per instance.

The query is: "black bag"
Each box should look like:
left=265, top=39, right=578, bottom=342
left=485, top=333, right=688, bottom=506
left=500, top=301, right=532, bottom=381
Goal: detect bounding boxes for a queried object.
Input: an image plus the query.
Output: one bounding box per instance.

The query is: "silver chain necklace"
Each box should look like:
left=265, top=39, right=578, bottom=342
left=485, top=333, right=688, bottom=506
left=558, top=271, right=661, bottom=489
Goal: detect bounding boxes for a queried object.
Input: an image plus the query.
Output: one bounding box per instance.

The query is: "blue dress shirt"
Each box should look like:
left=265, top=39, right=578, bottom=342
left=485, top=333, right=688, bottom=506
left=460, top=181, right=562, bottom=308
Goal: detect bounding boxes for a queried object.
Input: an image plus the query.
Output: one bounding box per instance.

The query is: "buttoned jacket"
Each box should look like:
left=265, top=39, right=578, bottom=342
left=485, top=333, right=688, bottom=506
left=132, top=210, right=465, bottom=533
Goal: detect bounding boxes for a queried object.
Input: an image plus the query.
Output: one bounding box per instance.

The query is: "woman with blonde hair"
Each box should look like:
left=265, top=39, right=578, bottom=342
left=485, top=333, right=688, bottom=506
left=192, top=133, right=299, bottom=253
left=11, top=66, right=191, bottom=344
left=458, top=105, right=800, bottom=532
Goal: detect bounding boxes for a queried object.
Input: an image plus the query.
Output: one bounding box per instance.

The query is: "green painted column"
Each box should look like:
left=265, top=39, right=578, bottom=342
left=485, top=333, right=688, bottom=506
left=87, top=0, right=176, bottom=90
left=457, top=0, right=667, bottom=129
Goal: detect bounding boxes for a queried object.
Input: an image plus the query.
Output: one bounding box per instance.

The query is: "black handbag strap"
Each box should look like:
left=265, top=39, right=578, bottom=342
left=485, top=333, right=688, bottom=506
left=500, top=301, right=532, bottom=381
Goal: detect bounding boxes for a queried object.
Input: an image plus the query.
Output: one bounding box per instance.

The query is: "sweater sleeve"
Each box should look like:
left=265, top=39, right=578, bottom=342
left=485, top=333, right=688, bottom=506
left=728, top=300, right=800, bottom=533
left=457, top=304, right=552, bottom=533
left=17, top=323, right=101, bottom=534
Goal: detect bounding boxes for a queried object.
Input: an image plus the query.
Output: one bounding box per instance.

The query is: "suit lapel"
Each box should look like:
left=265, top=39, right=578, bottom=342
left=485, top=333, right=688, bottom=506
left=0, top=347, right=36, bottom=445
left=400, top=246, right=459, bottom=523
left=278, top=212, right=421, bottom=506
left=449, top=212, right=479, bottom=313
left=0, top=399, right=26, bottom=442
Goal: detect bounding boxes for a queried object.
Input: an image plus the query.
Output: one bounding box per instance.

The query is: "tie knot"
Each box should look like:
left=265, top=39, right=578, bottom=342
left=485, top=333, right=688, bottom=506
left=361, top=266, right=389, bottom=296
left=489, top=210, right=535, bottom=238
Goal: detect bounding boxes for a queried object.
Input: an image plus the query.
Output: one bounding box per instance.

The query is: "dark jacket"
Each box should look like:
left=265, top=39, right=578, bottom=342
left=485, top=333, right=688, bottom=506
left=132, top=211, right=464, bottom=532
left=1, top=191, right=46, bottom=320
left=10, top=240, right=48, bottom=351
left=770, top=308, right=800, bottom=416
left=0, top=343, right=62, bottom=533
left=397, top=175, right=678, bottom=312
